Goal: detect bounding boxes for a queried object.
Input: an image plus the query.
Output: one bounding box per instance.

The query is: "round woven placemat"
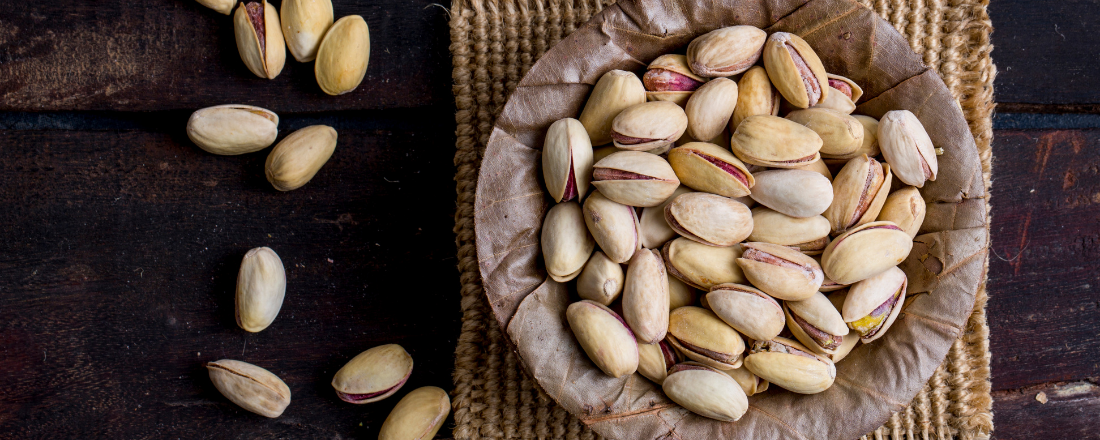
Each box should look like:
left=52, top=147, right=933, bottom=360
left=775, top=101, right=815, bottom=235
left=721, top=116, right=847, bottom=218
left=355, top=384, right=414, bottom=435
left=449, top=0, right=995, bottom=438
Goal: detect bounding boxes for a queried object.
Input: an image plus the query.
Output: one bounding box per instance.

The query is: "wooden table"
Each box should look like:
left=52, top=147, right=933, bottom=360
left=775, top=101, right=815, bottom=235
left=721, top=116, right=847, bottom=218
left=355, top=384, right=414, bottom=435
left=0, top=1, right=1095, bottom=438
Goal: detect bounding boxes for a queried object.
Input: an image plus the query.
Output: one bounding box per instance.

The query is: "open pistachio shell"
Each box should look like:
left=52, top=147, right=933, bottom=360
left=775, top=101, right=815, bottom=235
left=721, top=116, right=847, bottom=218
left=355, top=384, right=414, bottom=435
left=643, top=54, right=706, bottom=92
left=785, top=292, right=849, bottom=356
left=637, top=339, right=681, bottom=384
left=315, top=15, right=371, bottom=95
left=731, top=115, right=823, bottom=168
left=663, top=362, right=749, bottom=421
left=662, top=238, right=745, bottom=290
left=664, top=192, right=753, bottom=247
left=583, top=190, right=641, bottom=264
left=234, top=1, right=287, bottom=79
left=826, top=290, right=861, bottom=362
left=280, top=0, right=334, bottom=62
left=843, top=266, right=907, bottom=343
left=332, top=344, right=413, bottom=404
left=207, top=359, right=291, bottom=418
left=591, top=151, right=680, bottom=207
left=667, top=306, right=745, bottom=370
left=668, top=142, right=755, bottom=198
left=378, top=386, right=451, bottom=440
left=686, top=26, right=767, bottom=77
left=786, top=108, right=864, bottom=157
left=541, top=202, right=595, bottom=282
left=623, top=249, right=670, bottom=344
left=748, top=207, right=831, bottom=255
left=724, top=365, right=770, bottom=396
left=878, top=186, right=927, bottom=238
left=639, top=186, right=693, bottom=249
left=187, top=104, right=279, bottom=155
left=812, top=74, right=864, bottom=114
left=579, top=70, right=648, bottom=145
left=879, top=110, right=939, bottom=187
left=566, top=300, right=639, bottom=378
left=749, top=169, right=833, bottom=218
left=737, top=242, right=824, bottom=301
left=744, top=337, right=836, bottom=394
left=685, top=78, right=739, bottom=141
left=576, top=251, right=624, bottom=306
left=731, top=66, right=780, bottom=130
left=823, top=155, right=893, bottom=235
left=610, top=101, right=689, bottom=151
left=762, top=32, right=829, bottom=109
left=543, top=118, right=594, bottom=203
left=821, top=221, right=913, bottom=285
left=706, top=283, right=784, bottom=341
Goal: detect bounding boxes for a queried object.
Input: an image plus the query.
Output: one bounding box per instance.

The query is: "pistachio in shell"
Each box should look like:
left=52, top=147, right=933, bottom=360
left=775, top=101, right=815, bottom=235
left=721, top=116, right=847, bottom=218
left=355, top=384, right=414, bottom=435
left=878, top=186, right=927, bottom=238
left=737, top=242, right=824, bottom=301
left=843, top=266, right=907, bottom=343
left=821, top=221, right=913, bottom=285
left=662, top=238, right=745, bottom=290
left=826, top=290, right=861, bottom=362
left=786, top=108, right=864, bottom=157
left=566, top=300, right=639, bottom=378
left=378, top=386, right=451, bottom=440
left=667, top=306, right=745, bottom=370
left=623, top=249, right=670, bottom=344
left=332, top=344, right=413, bottom=404
left=265, top=125, right=338, bottom=191
left=668, top=142, right=754, bottom=198
left=576, top=251, right=624, bottom=306
left=724, top=365, right=770, bottom=396
left=685, top=78, right=739, bottom=141
left=234, top=1, right=287, bottom=79
left=794, top=153, right=834, bottom=181
left=731, top=66, right=780, bottom=130
left=731, top=115, right=823, bottom=168
left=579, top=70, right=647, bottom=145
left=818, top=268, right=849, bottom=293
left=663, top=362, right=749, bottom=422
left=812, top=74, right=864, bottom=114
left=187, top=104, right=279, bottom=155
left=541, top=201, right=595, bottom=282
left=207, top=359, right=291, bottom=418
left=646, top=91, right=693, bottom=108
left=610, top=101, right=688, bottom=152
left=762, top=32, right=829, bottom=108
left=664, top=192, right=752, bottom=247
left=744, top=337, right=836, bottom=394
left=637, top=339, right=681, bottom=384
left=235, top=247, right=286, bottom=333
left=668, top=276, right=697, bottom=310
left=879, top=110, right=939, bottom=187
left=582, top=190, right=641, bottom=264
left=686, top=25, right=767, bottom=78
left=748, top=207, right=831, bottom=255
left=639, top=186, right=693, bottom=249
left=543, top=118, right=594, bottom=203
left=823, top=154, right=893, bottom=235
left=315, top=15, right=371, bottom=95
left=591, top=151, right=680, bottom=207
left=749, top=169, right=833, bottom=218
left=196, top=0, right=235, bottom=15
left=825, top=115, right=881, bottom=163
left=785, top=292, right=849, bottom=356
left=280, top=0, right=334, bottom=62
left=643, top=54, right=706, bottom=92
left=706, top=283, right=784, bottom=341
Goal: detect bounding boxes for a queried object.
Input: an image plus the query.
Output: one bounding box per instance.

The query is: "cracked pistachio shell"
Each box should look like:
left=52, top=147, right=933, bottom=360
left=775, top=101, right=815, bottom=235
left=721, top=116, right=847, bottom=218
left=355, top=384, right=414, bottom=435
left=686, top=26, right=767, bottom=78
left=643, top=54, right=706, bottom=92
left=610, top=101, right=688, bottom=151
left=576, top=251, right=624, bottom=306
left=879, top=110, right=939, bottom=187
left=731, top=115, right=823, bottom=168
left=706, top=283, right=784, bottom=341
left=196, top=0, right=235, bottom=14
left=235, top=247, right=286, bottom=332
left=541, top=201, right=595, bottom=282
left=662, top=238, right=745, bottom=290
left=749, top=169, right=833, bottom=218
left=234, top=1, right=287, bottom=79
left=667, top=306, right=745, bottom=370
left=332, top=344, right=413, bottom=404
left=566, top=300, right=639, bottom=377
left=821, top=221, right=913, bottom=285
left=665, top=192, right=752, bottom=247
left=638, top=339, right=681, bottom=384
left=315, top=15, right=370, bottom=95
left=826, top=291, right=861, bottom=362
left=878, top=186, right=927, bottom=238
left=724, top=365, right=770, bottom=396
left=812, top=74, right=864, bottom=114
left=685, top=78, right=738, bottom=141
left=280, top=0, right=334, bottom=62
left=786, top=108, right=864, bottom=157
left=762, top=32, right=829, bottom=109
left=843, top=266, right=907, bottom=343
left=591, top=151, right=680, bottom=207
left=785, top=292, right=849, bottom=356
left=543, top=118, right=594, bottom=203
left=668, top=142, right=754, bottom=198
left=668, top=276, right=697, bottom=310
left=207, top=359, right=291, bottom=418
left=639, top=186, right=693, bottom=249
left=738, top=242, right=824, bottom=301
left=579, top=70, right=647, bottom=145
left=824, top=155, right=893, bottom=235
left=378, top=386, right=450, bottom=440
left=624, top=249, right=670, bottom=344
left=583, top=190, right=641, bottom=264
left=744, top=338, right=836, bottom=394
left=664, top=363, right=749, bottom=422
left=748, top=207, right=831, bottom=255
left=187, top=105, right=279, bottom=155
left=265, top=125, right=338, bottom=191
left=731, top=66, right=780, bottom=130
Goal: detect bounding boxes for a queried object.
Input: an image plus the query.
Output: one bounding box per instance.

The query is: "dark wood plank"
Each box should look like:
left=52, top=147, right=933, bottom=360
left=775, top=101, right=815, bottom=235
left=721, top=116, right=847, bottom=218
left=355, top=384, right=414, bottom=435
left=0, top=0, right=452, bottom=112
left=990, top=0, right=1100, bottom=112
left=0, top=114, right=460, bottom=438
left=991, top=380, right=1100, bottom=440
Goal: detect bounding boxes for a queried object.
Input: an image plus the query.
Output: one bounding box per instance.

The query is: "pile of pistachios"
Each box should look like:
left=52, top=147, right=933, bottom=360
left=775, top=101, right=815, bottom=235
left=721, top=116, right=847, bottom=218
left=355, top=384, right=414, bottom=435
left=542, top=25, right=938, bottom=422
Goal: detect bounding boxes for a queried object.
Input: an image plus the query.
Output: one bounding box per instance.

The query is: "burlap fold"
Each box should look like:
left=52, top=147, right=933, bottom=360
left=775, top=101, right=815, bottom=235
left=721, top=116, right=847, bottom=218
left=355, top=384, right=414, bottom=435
left=451, top=0, right=995, bottom=438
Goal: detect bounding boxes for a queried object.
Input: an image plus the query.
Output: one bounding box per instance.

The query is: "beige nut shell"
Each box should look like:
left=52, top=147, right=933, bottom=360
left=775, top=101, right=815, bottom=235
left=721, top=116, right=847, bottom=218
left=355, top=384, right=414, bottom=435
left=265, top=125, right=338, bottom=191
left=187, top=105, right=279, bottom=155
left=280, top=0, right=334, bottom=62
left=207, top=359, right=291, bottom=418
left=235, top=247, right=286, bottom=332
left=378, top=386, right=451, bottom=440
left=331, top=344, right=413, bottom=403
left=315, top=15, right=371, bottom=95
left=234, top=1, right=287, bottom=79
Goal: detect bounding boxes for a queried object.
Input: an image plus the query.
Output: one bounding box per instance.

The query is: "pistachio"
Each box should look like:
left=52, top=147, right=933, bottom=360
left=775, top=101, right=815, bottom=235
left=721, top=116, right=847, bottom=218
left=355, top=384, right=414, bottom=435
left=610, top=102, right=688, bottom=151
left=664, top=192, right=752, bottom=247
left=187, top=105, right=279, bottom=155
left=724, top=365, right=770, bottom=396
left=731, top=115, right=823, bottom=168
left=706, top=283, right=784, bottom=341
left=637, top=339, right=681, bottom=384
left=878, top=186, right=927, bottom=238
left=818, top=268, right=848, bottom=292
left=826, top=115, right=881, bottom=162
left=315, top=15, right=371, bottom=95
left=785, top=292, right=849, bottom=356
left=879, top=110, right=939, bottom=187
left=623, top=249, right=670, bottom=344
left=748, top=207, right=831, bottom=255
left=235, top=247, right=286, bottom=333
left=280, top=0, right=334, bottom=62
left=812, top=74, right=864, bottom=114
left=378, top=387, right=451, bottom=440
left=542, top=118, right=594, bottom=203
left=566, top=300, right=639, bottom=377
left=749, top=169, right=833, bottom=218
left=663, top=362, right=749, bottom=421
left=582, top=190, right=641, bottom=263
left=576, top=251, right=624, bottom=305
left=591, top=151, right=680, bottom=207
left=686, top=26, right=767, bottom=77
left=684, top=78, right=738, bottom=141
left=786, top=108, right=864, bottom=157
left=541, top=201, right=595, bottom=282
left=662, top=238, right=745, bottom=290
left=794, top=155, right=833, bottom=181
left=643, top=54, right=706, bottom=92
left=579, top=70, right=647, bottom=145
left=744, top=338, right=836, bottom=394
left=737, top=242, right=824, bottom=301
left=667, top=306, right=745, bottom=370
left=843, top=266, right=907, bottom=343
left=645, top=91, right=693, bottom=107
left=234, top=1, right=287, bottom=79
left=668, top=276, right=697, bottom=310
left=668, top=142, right=754, bottom=198
left=826, top=290, right=861, bottom=362
left=332, top=344, right=413, bottom=404
left=196, top=0, right=235, bottom=15
left=821, top=221, right=913, bottom=285
left=207, top=359, right=291, bottom=418
left=265, top=125, right=338, bottom=191
left=762, top=32, right=829, bottom=108
left=639, top=186, right=693, bottom=249
left=823, top=155, right=893, bottom=235
left=731, top=66, right=781, bottom=130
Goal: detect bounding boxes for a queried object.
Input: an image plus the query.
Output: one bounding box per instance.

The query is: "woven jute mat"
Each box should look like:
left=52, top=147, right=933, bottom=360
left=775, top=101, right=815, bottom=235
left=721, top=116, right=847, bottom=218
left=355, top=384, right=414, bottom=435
left=449, top=0, right=996, bottom=438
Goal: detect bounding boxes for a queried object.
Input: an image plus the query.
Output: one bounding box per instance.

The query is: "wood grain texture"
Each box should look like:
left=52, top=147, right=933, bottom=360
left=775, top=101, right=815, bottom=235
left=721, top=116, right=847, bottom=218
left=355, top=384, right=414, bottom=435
left=0, top=0, right=452, bottom=111
left=991, top=380, right=1100, bottom=440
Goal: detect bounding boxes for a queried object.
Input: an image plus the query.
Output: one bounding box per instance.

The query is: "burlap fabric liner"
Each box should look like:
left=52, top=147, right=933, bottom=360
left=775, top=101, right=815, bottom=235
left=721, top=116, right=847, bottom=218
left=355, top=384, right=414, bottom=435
left=451, top=0, right=995, bottom=438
